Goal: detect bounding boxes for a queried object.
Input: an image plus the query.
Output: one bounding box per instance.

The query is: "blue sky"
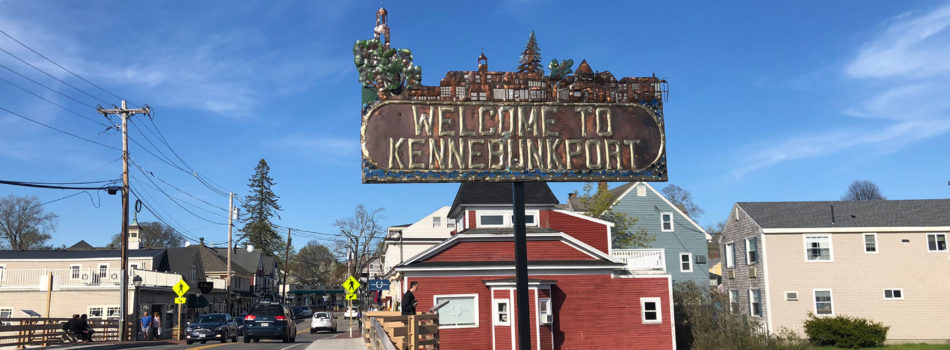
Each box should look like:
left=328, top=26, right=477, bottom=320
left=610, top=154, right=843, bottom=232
left=1, top=1, right=949, bottom=249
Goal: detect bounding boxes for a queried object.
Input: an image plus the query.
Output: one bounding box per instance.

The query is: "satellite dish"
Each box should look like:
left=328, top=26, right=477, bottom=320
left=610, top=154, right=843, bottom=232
left=246, top=244, right=254, bottom=252
left=184, top=241, right=191, bottom=247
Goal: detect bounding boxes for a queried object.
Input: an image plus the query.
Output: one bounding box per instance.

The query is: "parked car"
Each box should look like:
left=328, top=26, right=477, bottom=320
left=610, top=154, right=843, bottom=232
left=309, top=312, right=337, bottom=334
left=343, top=307, right=358, bottom=319
left=185, top=313, right=238, bottom=344
left=243, top=302, right=297, bottom=343
left=292, top=306, right=312, bottom=319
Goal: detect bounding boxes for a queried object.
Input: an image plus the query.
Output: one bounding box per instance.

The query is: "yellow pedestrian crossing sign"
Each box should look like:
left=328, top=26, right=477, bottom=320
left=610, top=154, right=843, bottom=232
left=175, top=297, right=186, bottom=304
left=342, top=276, right=360, bottom=294
left=173, top=279, right=190, bottom=297
left=346, top=294, right=357, bottom=301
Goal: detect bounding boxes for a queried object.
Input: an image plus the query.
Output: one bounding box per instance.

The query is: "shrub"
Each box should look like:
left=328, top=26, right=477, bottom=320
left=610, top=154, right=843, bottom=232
left=803, top=313, right=888, bottom=348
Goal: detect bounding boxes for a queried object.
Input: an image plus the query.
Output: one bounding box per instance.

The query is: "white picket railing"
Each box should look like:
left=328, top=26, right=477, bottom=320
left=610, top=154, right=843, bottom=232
left=0, top=268, right=181, bottom=289
left=612, top=248, right=666, bottom=272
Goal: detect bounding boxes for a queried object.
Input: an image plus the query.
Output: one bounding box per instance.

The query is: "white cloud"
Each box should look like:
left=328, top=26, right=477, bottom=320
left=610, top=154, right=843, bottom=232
left=733, top=2, right=950, bottom=177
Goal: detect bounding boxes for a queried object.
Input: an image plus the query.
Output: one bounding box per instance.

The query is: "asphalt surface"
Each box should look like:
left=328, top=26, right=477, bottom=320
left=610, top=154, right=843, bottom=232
left=122, top=316, right=356, bottom=350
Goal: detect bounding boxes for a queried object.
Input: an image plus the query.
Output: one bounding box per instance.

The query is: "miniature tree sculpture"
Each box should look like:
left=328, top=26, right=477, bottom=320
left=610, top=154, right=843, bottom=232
left=517, top=31, right=544, bottom=74
left=548, top=58, right=574, bottom=81
left=353, top=39, right=422, bottom=100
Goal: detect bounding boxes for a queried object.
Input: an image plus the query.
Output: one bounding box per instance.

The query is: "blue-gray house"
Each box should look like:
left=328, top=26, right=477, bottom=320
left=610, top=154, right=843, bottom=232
left=568, top=182, right=710, bottom=286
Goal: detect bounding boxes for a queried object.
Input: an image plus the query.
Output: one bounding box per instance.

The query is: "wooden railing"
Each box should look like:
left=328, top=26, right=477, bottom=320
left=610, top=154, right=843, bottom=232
left=0, top=318, right=132, bottom=348
left=363, top=311, right=439, bottom=350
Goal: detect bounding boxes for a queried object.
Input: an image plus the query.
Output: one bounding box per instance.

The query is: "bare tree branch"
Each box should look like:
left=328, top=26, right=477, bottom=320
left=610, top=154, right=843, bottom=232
left=0, top=195, right=57, bottom=250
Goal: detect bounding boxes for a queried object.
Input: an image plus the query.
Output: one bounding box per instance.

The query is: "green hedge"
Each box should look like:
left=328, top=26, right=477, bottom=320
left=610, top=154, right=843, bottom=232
left=803, top=313, right=889, bottom=348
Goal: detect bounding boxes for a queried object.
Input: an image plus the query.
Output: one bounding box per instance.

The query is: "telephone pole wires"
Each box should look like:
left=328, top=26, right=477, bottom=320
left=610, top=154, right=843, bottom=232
left=226, top=192, right=234, bottom=314
left=98, top=100, right=150, bottom=342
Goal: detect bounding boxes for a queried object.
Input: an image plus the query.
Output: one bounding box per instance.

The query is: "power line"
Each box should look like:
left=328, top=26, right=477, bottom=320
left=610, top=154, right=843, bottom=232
left=142, top=112, right=230, bottom=197
left=0, top=75, right=109, bottom=127
left=129, top=187, right=200, bottom=243
left=0, top=46, right=111, bottom=104
left=129, top=159, right=227, bottom=225
left=0, top=62, right=97, bottom=109
left=129, top=156, right=228, bottom=212
left=0, top=28, right=126, bottom=102
left=0, top=179, right=120, bottom=191
left=0, top=105, right=120, bottom=151
left=6, top=191, right=92, bottom=216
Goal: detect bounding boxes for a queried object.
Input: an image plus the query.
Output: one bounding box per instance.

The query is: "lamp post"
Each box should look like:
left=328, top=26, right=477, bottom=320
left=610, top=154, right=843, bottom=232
left=132, top=275, right=142, bottom=341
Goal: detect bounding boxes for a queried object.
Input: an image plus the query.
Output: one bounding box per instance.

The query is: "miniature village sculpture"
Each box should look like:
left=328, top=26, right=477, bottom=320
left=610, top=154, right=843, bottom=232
left=357, top=8, right=668, bottom=183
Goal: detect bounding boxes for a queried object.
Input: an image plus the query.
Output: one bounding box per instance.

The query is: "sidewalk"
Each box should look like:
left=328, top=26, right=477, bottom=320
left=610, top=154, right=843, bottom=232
left=306, top=327, right=364, bottom=350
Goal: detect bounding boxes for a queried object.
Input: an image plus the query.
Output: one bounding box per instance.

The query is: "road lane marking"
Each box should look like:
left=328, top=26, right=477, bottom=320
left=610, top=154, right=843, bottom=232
left=280, top=344, right=301, bottom=350
left=187, top=343, right=234, bottom=350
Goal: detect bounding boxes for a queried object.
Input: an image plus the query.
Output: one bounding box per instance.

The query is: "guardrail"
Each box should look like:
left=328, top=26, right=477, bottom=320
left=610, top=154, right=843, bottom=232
left=612, top=248, right=666, bottom=272
left=362, top=311, right=438, bottom=350
left=0, top=318, right=132, bottom=348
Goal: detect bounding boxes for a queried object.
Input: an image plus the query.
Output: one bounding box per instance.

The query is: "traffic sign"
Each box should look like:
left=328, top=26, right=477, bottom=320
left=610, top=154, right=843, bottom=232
left=174, top=297, right=186, bottom=304
left=342, top=276, right=361, bottom=294
left=173, top=279, right=190, bottom=297
left=368, top=279, right=390, bottom=291
left=345, top=294, right=357, bottom=301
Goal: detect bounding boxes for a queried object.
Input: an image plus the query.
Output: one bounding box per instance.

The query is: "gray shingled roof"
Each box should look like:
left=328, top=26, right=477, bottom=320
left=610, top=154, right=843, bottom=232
left=567, top=182, right=635, bottom=212
left=448, top=182, right=559, bottom=217
left=738, top=199, right=950, bottom=229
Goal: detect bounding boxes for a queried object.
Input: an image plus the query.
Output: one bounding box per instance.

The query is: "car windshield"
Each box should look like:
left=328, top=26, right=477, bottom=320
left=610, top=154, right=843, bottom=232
left=315, top=313, right=329, bottom=318
left=251, top=304, right=284, bottom=317
left=195, top=315, right=225, bottom=323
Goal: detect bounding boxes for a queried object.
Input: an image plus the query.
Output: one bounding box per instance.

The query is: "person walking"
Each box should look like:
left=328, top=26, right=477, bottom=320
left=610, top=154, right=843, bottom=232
left=151, top=312, right=162, bottom=339
left=401, top=281, right=418, bottom=316
left=139, top=312, right=152, bottom=340
left=79, top=314, right=94, bottom=342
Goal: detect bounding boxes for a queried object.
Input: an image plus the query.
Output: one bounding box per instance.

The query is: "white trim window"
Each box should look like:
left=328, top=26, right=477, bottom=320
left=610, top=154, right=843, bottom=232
left=884, top=289, right=903, bottom=300
left=864, top=233, right=878, bottom=253
left=479, top=214, right=505, bottom=227
left=477, top=210, right=538, bottom=228
left=0, top=265, right=5, bottom=281
left=88, top=306, right=104, bottom=319
left=0, top=307, right=12, bottom=319
left=814, top=289, right=834, bottom=316
left=927, top=233, right=947, bottom=252
left=728, top=290, right=739, bottom=314
left=725, top=243, right=736, bottom=268
left=538, top=297, right=552, bottom=319
left=70, top=265, right=81, bottom=280
left=106, top=307, right=120, bottom=319
left=432, top=217, right=441, bottom=228
left=434, top=294, right=478, bottom=328
left=636, top=185, right=646, bottom=197
left=745, top=237, right=759, bottom=264
left=492, top=299, right=510, bottom=326
left=640, top=297, right=662, bottom=324
left=679, top=253, right=693, bottom=273
left=804, top=234, right=833, bottom=262
left=749, top=289, right=762, bottom=317
left=660, top=212, right=674, bottom=232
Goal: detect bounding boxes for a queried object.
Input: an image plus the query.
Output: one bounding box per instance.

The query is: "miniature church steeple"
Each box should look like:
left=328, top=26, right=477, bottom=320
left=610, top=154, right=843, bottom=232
left=478, top=52, right=488, bottom=72
left=374, top=7, right=391, bottom=49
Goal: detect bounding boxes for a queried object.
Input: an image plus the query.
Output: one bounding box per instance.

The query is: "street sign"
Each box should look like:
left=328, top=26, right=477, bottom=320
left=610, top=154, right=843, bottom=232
left=345, top=294, right=358, bottom=301
left=174, top=297, right=186, bottom=304
left=172, top=279, right=190, bottom=297
left=368, top=279, right=390, bottom=291
left=342, top=276, right=361, bottom=294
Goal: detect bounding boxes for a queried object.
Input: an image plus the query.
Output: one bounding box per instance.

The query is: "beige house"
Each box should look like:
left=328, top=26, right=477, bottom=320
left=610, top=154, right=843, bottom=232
left=381, top=206, right=454, bottom=303
left=720, top=199, right=950, bottom=343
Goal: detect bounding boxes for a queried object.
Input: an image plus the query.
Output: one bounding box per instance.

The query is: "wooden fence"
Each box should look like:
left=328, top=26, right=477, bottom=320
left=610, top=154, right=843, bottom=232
left=363, top=311, right=439, bottom=350
left=0, top=318, right=132, bottom=348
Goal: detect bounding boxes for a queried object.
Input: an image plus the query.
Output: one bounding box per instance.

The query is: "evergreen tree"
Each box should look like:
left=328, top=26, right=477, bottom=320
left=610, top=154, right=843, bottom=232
left=241, top=159, right=283, bottom=257
left=518, top=31, right=544, bottom=74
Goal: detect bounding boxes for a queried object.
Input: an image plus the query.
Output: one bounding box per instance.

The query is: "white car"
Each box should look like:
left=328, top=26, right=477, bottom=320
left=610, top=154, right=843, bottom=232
left=310, top=312, right=338, bottom=333
left=343, top=308, right=358, bottom=319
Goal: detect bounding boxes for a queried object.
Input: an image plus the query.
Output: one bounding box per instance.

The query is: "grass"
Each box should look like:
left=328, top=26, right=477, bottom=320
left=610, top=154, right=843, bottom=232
left=817, top=345, right=950, bottom=350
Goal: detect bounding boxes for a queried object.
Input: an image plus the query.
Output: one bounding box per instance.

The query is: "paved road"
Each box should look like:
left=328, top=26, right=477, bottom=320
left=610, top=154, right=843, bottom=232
left=141, top=316, right=359, bottom=350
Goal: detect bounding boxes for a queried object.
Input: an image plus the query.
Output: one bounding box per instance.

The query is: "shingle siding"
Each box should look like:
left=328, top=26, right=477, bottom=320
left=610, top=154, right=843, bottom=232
left=720, top=204, right=769, bottom=326
left=613, top=183, right=709, bottom=286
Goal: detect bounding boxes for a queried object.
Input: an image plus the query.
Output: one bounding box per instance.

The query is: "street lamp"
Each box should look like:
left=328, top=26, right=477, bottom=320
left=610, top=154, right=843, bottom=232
left=132, top=275, right=142, bottom=341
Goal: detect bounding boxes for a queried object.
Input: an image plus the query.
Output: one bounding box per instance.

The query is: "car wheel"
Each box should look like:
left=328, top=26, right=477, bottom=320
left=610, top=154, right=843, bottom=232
left=253, top=338, right=260, bottom=343
left=290, top=337, right=295, bottom=343
left=232, top=333, right=238, bottom=342
left=200, top=340, right=206, bottom=344
left=309, top=329, right=314, bottom=334
left=243, top=336, right=250, bottom=343
left=186, top=340, right=193, bottom=345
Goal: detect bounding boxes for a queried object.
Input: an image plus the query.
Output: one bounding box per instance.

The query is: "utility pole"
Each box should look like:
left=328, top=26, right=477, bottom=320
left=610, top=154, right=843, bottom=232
left=282, top=228, right=292, bottom=302
left=98, top=100, right=150, bottom=342
left=226, top=192, right=234, bottom=315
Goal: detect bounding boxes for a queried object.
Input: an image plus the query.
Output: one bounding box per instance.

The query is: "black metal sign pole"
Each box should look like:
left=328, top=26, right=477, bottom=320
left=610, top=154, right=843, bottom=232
left=512, top=182, right=531, bottom=350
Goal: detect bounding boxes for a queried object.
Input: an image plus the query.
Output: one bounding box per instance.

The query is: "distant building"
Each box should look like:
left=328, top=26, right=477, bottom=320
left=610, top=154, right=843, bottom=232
left=381, top=206, right=455, bottom=303
left=720, top=199, right=950, bottom=343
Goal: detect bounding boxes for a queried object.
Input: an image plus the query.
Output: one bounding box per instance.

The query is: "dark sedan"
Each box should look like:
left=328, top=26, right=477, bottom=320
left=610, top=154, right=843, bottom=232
left=185, top=313, right=238, bottom=344
left=243, top=303, right=297, bottom=343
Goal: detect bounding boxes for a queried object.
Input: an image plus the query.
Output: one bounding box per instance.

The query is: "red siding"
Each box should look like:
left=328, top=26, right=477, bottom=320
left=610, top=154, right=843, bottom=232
left=468, top=210, right=476, bottom=228
left=546, top=210, right=610, bottom=254
left=428, top=241, right=596, bottom=262
left=408, top=276, right=496, bottom=350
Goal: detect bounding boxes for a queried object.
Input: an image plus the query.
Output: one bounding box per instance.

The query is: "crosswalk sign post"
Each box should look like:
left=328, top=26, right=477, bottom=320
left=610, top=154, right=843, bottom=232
left=173, top=279, right=189, bottom=340
left=342, top=276, right=361, bottom=338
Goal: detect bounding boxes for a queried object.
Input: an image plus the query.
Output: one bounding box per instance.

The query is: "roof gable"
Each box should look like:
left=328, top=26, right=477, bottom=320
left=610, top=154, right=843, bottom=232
left=614, top=182, right=709, bottom=238
left=448, top=182, right=559, bottom=217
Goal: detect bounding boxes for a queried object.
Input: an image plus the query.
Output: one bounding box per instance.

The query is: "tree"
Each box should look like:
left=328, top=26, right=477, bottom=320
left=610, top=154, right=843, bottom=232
left=842, top=180, right=886, bottom=201
left=353, top=39, right=422, bottom=98
left=0, top=195, right=56, bottom=249
left=293, top=241, right=340, bottom=286
left=517, top=31, right=543, bottom=74
left=575, top=183, right=653, bottom=248
left=333, top=205, right=386, bottom=280
left=109, top=221, right=183, bottom=249
left=548, top=58, right=574, bottom=81
left=661, top=184, right=704, bottom=219
left=240, top=159, right=283, bottom=257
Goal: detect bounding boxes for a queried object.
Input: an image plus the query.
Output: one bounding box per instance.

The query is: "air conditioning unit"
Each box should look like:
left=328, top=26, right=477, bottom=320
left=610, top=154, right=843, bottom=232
left=726, top=269, right=736, bottom=279
left=540, top=314, right=553, bottom=325
left=749, top=267, right=758, bottom=278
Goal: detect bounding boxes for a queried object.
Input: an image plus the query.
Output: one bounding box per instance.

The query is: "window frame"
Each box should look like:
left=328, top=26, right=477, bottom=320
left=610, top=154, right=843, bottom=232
left=804, top=234, right=834, bottom=262
left=640, top=297, right=662, bottom=324
left=728, top=290, right=739, bottom=313
left=749, top=289, right=762, bottom=317
left=725, top=242, right=736, bottom=268
left=745, top=237, right=759, bottom=265
left=0, top=264, right=5, bottom=282
left=433, top=294, right=479, bottom=329
left=926, top=233, right=947, bottom=252
left=88, top=306, right=105, bottom=319
left=636, top=185, right=646, bottom=197
left=785, top=291, right=799, bottom=301
left=0, top=307, right=13, bottom=319
left=813, top=289, right=834, bottom=317
left=679, top=252, right=693, bottom=273
left=70, top=264, right=81, bottom=280
left=476, top=210, right=538, bottom=228
left=884, top=288, right=904, bottom=300
left=432, top=217, right=441, bottom=228
left=660, top=212, right=674, bottom=232
left=538, top=297, right=551, bottom=318
left=863, top=233, right=878, bottom=254
left=492, top=299, right=510, bottom=326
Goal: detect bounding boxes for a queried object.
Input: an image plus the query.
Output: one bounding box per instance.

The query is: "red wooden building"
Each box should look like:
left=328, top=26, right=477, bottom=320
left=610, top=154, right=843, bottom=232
left=393, top=183, right=675, bottom=350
